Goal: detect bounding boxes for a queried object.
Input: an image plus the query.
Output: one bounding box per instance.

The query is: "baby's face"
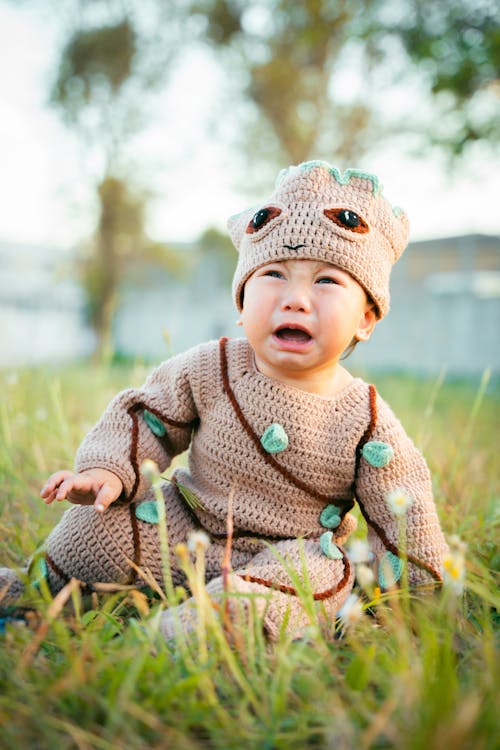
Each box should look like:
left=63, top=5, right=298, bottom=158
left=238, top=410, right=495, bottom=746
left=240, top=258, right=376, bottom=391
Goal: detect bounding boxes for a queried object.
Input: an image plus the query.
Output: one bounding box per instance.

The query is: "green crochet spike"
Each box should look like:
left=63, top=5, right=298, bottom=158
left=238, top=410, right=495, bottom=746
left=143, top=409, right=166, bottom=437
left=378, top=551, right=403, bottom=588
left=319, top=504, right=341, bottom=529
left=135, top=501, right=159, bottom=524
left=361, top=440, right=394, bottom=468
left=319, top=531, right=343, bottom=560
left=260, top=423, right=289, bottom=454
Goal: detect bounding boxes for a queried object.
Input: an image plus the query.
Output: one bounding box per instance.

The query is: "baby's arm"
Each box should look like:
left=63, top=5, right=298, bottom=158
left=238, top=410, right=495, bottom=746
left=356, top=395, right=448, bottom=587
left=49, top=343, right=212, bottom=509
left=41, top=468, right=123, bottom=513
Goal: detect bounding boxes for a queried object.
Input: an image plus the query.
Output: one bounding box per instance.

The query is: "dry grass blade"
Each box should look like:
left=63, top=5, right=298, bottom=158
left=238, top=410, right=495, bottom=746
left=17, top=578, right=81, bottom=671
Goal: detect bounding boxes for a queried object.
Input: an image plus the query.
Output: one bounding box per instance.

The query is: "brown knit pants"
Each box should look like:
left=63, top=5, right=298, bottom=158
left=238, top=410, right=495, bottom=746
left=43, top=482, right=354, bottom=640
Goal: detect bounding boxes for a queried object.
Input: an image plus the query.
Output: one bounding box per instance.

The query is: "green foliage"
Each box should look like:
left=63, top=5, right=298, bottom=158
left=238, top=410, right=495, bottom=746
left=184, top=0, right=500, bottom=167
left=372, top=0, right=500, bottom=156
left=0, top=364, right=498, bottom=748
left=48, top=2, right=179, bottom=358
left=50, top=19, right=137, bottom=125
left=188, top=0, right=372, bottom=166
left=80, top=176, right=186, bottom=359
left=49, top=2, right=175, bottom=145
left=393, top=1, right=499, bottom=99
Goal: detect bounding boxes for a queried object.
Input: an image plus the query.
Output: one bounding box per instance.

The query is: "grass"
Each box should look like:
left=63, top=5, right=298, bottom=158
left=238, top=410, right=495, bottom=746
left=0, top=361, right=498, bottom=749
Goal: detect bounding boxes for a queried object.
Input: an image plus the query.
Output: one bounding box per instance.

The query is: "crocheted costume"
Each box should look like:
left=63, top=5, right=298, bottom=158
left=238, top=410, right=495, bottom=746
left=0, top=162, right=448, bottom=640
left=2, top=337, right=447, bottom=640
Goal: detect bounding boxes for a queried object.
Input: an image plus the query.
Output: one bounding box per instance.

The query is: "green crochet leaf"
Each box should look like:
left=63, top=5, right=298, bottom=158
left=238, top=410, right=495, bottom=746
left=135, top=501, right=159, bottom=524
left=319, top=531, right=343, bottom=560
left=260, top=423, right=289, bottom=454
left=378, top=551, right=404, bottom=589
left=361, top=441, right=394, bottom=468
left=319, top=504, right=341, bottom=529
left=143, top=409, right=166, bottom=437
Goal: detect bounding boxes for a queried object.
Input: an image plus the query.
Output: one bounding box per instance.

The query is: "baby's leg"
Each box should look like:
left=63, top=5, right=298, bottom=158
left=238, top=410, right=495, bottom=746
left=25, top=482, right=236, bottom=596
left=1, top=485, right=254, bottom=605
left=0, top=567, right=25, bottom=606
left=160, top=538, right=354, bottom=643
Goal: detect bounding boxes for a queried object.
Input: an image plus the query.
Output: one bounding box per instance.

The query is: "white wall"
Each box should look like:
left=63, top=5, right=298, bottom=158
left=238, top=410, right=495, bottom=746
left=1, top=240, right=498, bottom=375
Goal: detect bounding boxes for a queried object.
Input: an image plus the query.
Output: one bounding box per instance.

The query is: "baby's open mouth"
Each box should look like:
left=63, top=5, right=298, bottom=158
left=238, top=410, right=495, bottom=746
left=274, top=326, right=312, bottom=343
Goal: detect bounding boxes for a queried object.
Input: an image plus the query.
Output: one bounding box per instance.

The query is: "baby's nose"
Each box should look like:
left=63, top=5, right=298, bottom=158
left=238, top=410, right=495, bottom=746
left=281, top=283, right=311, bottom=312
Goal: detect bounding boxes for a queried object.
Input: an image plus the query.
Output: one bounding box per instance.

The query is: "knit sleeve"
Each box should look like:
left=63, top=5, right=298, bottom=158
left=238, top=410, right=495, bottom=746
left=355, top=395, right=448, bottom=587
left=75, top=343, right=215, bottom=501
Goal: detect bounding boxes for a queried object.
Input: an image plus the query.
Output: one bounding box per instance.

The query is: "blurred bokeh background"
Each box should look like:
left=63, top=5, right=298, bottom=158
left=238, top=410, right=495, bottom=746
left=1, top=0, right=499, bottom=374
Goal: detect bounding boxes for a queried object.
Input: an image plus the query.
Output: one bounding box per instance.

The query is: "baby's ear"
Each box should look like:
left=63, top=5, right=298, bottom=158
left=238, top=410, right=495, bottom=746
left=227, top=207, right=255, bottom=251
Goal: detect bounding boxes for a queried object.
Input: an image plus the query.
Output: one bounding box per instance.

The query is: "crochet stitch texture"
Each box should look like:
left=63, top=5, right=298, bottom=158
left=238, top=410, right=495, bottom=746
left=34, top=337, right=448, bottom=639
left=228, top=161, right=410, bottom=318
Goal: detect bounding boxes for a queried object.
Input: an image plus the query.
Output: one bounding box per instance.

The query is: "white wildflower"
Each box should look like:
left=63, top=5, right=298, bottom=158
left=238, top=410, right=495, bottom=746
left=337, top=593, right=363, bottom=628
left=140, top=458, right=160, bottom=481
left=356, top=563, right=375, bottom=589
left=442, top=535, right=466, bottom=595
left=449, top=534, right=467, bottom=555
left=385, top=487, right=414, bottom=516
left=187, top=530, right=211, bottom=553
left=347, top=539, right=373, bottom=564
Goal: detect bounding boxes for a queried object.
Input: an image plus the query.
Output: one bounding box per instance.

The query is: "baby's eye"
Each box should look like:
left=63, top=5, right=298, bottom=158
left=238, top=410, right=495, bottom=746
left=316, top=276, right=336, bottom=284
left=324, top=208, right=369, bottom=233
left=246, top=206, right=282, bottom=233
left=264, top=269, right=284, bottom=279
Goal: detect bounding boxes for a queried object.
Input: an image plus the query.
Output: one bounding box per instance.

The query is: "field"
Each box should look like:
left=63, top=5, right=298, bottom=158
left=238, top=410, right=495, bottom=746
left=0, top=361, right=498, bottom=749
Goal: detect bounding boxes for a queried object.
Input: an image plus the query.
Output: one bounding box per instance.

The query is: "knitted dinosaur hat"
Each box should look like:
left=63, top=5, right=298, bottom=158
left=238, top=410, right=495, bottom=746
left=228, top=160, right=409, bottom=318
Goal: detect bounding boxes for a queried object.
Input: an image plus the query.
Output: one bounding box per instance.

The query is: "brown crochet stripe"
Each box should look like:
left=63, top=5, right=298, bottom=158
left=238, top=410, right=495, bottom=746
left=352, top=386, right=443, bottom=583
left=129, top=401, right=196, bottom=431
left=45, top=552, right=71, bottom=585
left=237, top=547, right=351, bottom=601
left=356, top=498, right=443, bottom=582
left=127, top=504, right=142, bottom=584
left=127, top=406, right=142, bottom=503
left=126, top=402, right=197, bottom=503
left=211, top=528, right=310, bottom=543
left=219, top=336, right=351, bottom=507
left=350, top=383, right=377, bottom=489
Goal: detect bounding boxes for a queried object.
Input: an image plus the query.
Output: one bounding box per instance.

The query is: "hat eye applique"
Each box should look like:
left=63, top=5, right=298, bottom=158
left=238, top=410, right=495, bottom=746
left=324, top=208, right=369, bottom=234
left=246, top=206, right=282, bottom=234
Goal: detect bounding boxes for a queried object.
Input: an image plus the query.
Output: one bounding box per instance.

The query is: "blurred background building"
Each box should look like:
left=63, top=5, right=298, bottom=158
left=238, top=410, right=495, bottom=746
left=1, top=233, right=498, bottom=374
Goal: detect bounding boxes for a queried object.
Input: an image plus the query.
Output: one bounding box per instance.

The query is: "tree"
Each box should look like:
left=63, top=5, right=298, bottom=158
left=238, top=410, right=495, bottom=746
left=183, top=0, right=500, bottom=174
left=49, top=5, right=182, bottom=359
left=81, top=177, right=185, bottom=357
left=382, top=0, right=500, bottom=156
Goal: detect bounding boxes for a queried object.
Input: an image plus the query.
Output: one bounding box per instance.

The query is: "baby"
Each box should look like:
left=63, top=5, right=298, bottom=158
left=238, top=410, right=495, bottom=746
left=1, top=161, right=448, bottom=640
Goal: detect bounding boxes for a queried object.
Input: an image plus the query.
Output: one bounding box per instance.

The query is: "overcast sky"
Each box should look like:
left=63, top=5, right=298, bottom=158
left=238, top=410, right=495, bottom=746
left=1, top=2, right=499, bottom=253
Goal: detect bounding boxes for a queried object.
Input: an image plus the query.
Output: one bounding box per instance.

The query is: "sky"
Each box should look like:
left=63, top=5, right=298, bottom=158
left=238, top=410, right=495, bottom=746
left=1, top=3, right=499, bottom=254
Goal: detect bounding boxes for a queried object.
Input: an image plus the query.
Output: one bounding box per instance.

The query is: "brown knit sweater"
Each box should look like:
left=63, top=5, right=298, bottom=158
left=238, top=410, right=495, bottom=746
left=74, top=336, right=447, bottom=588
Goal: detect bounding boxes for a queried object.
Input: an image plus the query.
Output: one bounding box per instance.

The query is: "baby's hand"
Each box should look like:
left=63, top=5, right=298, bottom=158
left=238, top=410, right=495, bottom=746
left=40, top=468, right=124, bottom=513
